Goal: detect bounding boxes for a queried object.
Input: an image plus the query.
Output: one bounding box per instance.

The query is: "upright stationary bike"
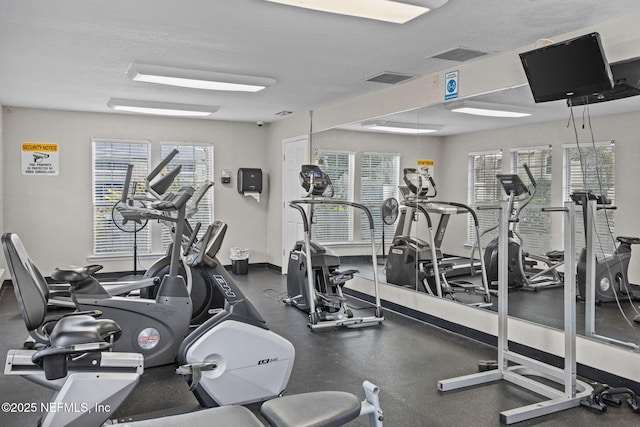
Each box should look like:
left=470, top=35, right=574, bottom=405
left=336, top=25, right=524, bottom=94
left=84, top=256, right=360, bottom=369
left=572, top=190, right=640, bottom=312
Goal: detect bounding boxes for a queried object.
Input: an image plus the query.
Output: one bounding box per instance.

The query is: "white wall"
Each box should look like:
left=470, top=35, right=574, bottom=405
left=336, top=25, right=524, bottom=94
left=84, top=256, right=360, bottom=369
left=2, top=107, right=269, bottom=274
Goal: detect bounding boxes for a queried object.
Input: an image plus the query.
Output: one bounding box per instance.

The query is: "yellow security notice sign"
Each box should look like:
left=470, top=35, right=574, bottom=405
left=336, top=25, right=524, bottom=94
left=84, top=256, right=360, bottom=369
left=417, top=159, right=434, bottom=167
left=22, top=142, right=59, bottom=175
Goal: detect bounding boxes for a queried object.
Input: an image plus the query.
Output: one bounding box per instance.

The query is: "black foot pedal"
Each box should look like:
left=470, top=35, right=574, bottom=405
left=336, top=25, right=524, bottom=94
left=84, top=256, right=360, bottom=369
left=478, top=360, right=498, bottom=372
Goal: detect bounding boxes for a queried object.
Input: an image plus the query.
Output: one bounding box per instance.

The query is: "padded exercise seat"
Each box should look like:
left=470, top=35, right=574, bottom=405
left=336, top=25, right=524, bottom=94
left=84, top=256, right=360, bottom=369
left=118, top=406, right=264, bottom=427
left=261, top=391, right=361, bottom=427
left=393, top=236, right=430, bottom=250
left=329, top=268, right=359, bottom=287
left=1, top=232, right=107, bottom=346
left=48, top=314, right=120, bottom=347
left=421, top=260, right=454, bottom=274
left=52, top=264, right=104, bottom=282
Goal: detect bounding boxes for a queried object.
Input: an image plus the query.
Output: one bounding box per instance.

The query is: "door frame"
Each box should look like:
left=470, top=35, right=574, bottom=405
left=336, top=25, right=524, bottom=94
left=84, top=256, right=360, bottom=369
left=281, top=135, right=310, bottom=273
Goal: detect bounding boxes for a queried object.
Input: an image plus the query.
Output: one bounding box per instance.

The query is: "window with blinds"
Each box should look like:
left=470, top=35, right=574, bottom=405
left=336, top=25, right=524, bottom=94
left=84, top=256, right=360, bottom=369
left=93, top=139, right=151, bottom=255
left=512, top=146, right=553, bottom=255
left=159, top=143, right=215, bottom=250
left=468, top=150, right=503, bottom=247
left=359, top=153, right=400, bottom=243
left=563, top=141, right=615, bottom=257
left=312, top=150, right=355, bottom=242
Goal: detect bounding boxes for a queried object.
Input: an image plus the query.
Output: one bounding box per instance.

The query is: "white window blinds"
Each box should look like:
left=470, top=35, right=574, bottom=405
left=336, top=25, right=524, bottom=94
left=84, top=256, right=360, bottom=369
left=312, top=150, right=355, bottom=242
left=563, top=141, right=615, bottom=257
left=359, top=153, right=400, bottom=243
left=160, top=143, right=214, bottom=250
left=92, top=139, right=151, bottom=255
left=468, top=150, right=503, bottom=247
left=511, top=146, right=553, bottom=255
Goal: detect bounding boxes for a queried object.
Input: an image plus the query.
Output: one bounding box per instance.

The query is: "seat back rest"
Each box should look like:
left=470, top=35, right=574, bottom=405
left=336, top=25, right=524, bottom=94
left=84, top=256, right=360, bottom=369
left=1, top=233, right=49, bottom=334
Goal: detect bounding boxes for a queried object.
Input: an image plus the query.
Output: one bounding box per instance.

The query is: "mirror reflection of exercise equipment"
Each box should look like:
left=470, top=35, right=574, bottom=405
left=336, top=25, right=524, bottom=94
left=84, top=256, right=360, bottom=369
left=483, top=164, right=564, bottom=291
left=571, top=191, right=640, bottom=350
left=285, top=164, right=384, bottom=330
left=385, top=167, right=492, bottom=307
left=380, top=197, right=399, bottom=258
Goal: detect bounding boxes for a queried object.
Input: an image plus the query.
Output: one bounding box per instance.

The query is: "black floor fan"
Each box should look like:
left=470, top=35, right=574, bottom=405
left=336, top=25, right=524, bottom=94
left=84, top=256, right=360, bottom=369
left=380, top=197, right=399, bottom=258
left=111, top=183, right=149, bottom=277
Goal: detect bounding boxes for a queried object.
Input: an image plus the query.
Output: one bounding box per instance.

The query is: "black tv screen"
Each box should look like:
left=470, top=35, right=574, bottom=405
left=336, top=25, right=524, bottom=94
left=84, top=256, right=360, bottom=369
left=519, top=32, right=614, bottom=103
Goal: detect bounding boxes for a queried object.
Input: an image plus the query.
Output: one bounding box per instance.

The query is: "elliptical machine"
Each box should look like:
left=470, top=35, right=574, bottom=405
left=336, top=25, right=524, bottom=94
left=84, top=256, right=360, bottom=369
left=483, top=164, right=564, bottom=290
left=50, top=184, right=197, bottom=367
left=46, top=149, right=223, bottom=325
left=125, top=148, right=224, bottom=324
left=572, top=190, right=640, bottom=306
left=284, top=164, right=384, bottom=330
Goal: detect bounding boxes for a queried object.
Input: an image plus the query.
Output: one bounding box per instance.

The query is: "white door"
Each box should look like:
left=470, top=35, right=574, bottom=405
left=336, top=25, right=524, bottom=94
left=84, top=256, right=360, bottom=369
left=282, top=136, right=310, bottom=273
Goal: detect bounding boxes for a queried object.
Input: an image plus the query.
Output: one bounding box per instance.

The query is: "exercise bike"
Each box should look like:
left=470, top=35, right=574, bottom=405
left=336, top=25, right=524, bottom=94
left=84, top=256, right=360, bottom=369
left=284, top=164, right=384, bottom=330
left=483, top=164, right=564, bottom=290
left=572, top=190, right=640, bottom=310
left=2, top=223, right=383, bottom=427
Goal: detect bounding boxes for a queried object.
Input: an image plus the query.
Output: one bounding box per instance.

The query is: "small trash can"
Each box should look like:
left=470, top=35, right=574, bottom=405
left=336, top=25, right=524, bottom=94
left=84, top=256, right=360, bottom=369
left=230, top=247, right=250, bottom=275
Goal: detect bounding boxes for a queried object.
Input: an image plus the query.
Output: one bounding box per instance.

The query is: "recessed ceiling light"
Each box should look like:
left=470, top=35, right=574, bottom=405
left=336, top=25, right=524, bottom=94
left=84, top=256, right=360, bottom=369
left=127, top=63, right=276, bottom=92
left=363, top=120, right=442, bottom=134
left=107, top=98, right=219, bottom=117
left=265, top=0, right=438, bottom=24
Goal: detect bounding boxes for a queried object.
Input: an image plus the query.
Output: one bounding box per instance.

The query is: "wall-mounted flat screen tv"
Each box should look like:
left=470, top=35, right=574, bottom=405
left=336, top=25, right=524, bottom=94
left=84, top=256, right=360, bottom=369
left=519, top=32, right=614, bottom=103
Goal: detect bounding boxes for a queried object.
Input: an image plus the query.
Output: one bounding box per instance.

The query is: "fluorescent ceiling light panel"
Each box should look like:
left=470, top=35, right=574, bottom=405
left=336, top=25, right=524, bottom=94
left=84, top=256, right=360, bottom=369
left=127, top=63, right=276, bottom=92
left=266, top=0, right=431, bottom=24
left=448, top=101, right=532, bottom=118
left=363, top=121, right=442, bottom=134
left=107, top=99, right=219, bottom=117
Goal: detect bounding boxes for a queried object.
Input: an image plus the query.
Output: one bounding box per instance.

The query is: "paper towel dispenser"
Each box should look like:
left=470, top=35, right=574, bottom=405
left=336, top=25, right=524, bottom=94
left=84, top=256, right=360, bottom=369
left=237, top=168, right=262, bottom=194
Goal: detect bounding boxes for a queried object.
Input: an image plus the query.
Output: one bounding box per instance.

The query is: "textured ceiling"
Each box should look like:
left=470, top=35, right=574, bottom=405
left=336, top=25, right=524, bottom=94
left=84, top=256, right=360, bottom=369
left=2, top=0, right=640, bottom=129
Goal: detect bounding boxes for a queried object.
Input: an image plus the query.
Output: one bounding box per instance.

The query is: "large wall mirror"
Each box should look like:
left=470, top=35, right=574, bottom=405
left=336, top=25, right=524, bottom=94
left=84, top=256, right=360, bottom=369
left=308, top=82, right=640, bottom=353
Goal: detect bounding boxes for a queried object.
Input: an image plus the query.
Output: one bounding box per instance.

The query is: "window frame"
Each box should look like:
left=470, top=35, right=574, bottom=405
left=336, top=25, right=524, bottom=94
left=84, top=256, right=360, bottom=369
left=91, top=139, right=214, bottom=258
left=92, top=138, right=152, bottom=256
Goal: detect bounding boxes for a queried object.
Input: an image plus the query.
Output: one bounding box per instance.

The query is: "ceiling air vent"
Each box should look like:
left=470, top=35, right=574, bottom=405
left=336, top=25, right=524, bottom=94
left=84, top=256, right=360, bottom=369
left=275, top=110, right=293, bottom=116
left=431, top=48, right=488, bottom=62
left=365, top=72, right=415, bottom=85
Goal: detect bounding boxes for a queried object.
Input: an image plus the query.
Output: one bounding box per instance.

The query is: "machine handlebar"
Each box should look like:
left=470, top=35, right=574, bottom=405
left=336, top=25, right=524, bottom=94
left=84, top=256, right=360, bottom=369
left=151, top=186, right=195, bottom=211
left=523, top=163, right=536, bottom=188
left=121, top=164, right=135, bottom=204
left=148, top=148, right=179, bottom=184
